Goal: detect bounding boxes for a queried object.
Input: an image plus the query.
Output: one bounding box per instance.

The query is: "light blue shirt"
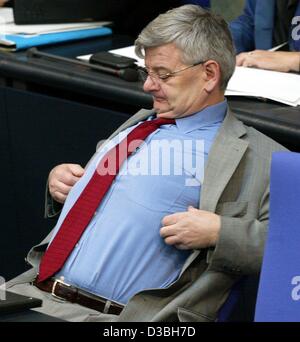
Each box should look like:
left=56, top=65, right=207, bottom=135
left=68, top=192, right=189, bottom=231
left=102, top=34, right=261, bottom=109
left=52, top=100, right=227, bottom=304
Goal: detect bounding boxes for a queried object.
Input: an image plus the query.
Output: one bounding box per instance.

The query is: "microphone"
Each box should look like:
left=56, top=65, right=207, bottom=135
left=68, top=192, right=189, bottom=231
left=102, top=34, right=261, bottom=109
left=27, top=47, right=139, bottom=82
left=90, top=63, right=139, bottom=82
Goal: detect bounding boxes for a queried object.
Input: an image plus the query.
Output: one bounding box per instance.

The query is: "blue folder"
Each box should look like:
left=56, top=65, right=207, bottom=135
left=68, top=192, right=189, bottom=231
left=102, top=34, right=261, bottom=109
left=0, top=26, right=112, bottom=51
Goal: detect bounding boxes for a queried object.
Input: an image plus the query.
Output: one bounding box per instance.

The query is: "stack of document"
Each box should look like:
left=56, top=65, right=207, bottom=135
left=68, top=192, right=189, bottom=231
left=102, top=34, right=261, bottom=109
left=0, top=8, right=112, bottom=51
left=78, top=45, right=300, bottom=107
left=226, top=67, right=300, bottom=107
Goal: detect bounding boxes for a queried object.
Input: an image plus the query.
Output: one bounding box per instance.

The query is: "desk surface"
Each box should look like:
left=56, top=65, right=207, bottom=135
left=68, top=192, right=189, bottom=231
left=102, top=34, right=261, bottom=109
left=0, top=35, right=299, bottom=150
left=0, top=310, right=65, bottom=322
left=227, top=97, right=300, bottom=150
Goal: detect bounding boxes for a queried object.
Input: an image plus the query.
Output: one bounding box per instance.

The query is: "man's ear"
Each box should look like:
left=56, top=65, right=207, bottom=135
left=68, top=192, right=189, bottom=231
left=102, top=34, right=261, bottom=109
left=202, top=60, right=221, bottom=92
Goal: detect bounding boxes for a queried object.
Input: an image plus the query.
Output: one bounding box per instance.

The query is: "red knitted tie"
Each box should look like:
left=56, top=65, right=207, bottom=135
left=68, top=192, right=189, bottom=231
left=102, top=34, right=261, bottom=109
left=38, top=118, right=175, bottom=282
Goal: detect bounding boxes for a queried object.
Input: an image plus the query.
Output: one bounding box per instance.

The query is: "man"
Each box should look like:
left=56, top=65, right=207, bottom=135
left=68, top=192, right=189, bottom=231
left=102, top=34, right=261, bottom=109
left=230, top=0, right=300, bottom=73
left=7, top=5, right=285, bottom=322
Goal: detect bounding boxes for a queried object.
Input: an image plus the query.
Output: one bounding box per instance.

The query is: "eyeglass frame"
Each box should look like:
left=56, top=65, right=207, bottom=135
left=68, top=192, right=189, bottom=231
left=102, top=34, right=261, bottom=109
left=138, top=60, right=207, bottom=83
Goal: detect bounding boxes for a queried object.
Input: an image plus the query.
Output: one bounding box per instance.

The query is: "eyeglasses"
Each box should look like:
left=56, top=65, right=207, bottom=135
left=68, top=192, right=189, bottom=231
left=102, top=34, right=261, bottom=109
left=138, top=61, right=206, bottom=83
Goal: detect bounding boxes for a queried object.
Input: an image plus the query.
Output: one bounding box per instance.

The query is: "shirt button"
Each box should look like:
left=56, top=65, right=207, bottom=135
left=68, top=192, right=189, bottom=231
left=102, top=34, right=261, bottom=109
left=131, top=146, right=140, bottom=155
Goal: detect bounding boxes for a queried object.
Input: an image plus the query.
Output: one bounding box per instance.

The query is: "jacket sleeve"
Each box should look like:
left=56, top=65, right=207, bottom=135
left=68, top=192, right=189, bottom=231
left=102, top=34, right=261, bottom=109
left=229, top=0, right=257, bottom=53
left=44, top=180, right=63, bottom=218
left=43, top=147, right=102, bottom=219
left=208, top=185, right=269, bottom=276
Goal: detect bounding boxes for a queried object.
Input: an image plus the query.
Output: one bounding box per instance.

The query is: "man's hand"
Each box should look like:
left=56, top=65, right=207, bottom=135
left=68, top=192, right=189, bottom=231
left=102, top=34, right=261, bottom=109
left=160, top=206, right=221, bottom=250
left=236, top=50, right=300, bottom=73
left=0, top=0, right=8, bottom=7
left=48, top=164, right=84, bottom=204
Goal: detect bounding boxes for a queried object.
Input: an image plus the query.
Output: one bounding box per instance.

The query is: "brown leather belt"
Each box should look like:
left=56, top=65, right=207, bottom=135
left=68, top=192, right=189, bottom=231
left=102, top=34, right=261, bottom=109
left=33, top=278, right=124, bottom=315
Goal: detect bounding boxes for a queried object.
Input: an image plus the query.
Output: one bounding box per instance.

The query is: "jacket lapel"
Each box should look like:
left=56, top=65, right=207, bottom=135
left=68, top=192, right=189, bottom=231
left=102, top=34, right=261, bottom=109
left=96, top=109, right=155, bottom=151
left=200, top=110, right=249, bottom=212
left=107, top=109, right=154, bottom=141
left=181, top=110, right=249, bottom=272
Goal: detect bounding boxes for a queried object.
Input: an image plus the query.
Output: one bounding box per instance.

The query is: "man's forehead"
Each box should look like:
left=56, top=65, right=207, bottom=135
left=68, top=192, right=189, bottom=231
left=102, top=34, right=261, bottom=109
left=144, top=43, right=183, bottom=65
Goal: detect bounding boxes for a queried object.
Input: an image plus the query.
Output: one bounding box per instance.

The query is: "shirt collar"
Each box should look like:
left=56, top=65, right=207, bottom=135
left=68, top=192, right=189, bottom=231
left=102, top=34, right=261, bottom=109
left=175, top=99, right=227, bottom=134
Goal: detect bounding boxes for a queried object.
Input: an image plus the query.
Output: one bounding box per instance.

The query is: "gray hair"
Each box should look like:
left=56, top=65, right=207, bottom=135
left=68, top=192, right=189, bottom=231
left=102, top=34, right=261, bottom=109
left=135, top=5, right=235, bottom=90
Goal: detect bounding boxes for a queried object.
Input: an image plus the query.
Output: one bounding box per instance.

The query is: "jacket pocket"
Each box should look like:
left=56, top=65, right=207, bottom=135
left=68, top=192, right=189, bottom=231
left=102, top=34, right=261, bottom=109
left=177, top=307, right=215, bottom=322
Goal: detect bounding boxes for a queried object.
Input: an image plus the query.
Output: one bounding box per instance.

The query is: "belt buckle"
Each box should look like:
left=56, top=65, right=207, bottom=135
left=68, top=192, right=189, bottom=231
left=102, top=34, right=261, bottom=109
left=51, top=278, right=71, bottom=301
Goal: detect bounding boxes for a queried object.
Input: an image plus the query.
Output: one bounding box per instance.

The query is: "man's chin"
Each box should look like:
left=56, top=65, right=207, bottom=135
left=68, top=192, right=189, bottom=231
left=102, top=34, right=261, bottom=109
left=156, top=111, right=176, bottom=119
left=154, top=105, right=176, bottom=118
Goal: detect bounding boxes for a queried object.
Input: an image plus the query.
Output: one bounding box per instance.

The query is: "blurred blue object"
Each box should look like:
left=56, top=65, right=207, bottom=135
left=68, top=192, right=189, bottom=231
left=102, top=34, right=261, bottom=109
left=181, top=0, right=210, bottom=8
left=255, top=152, right=300, bottom=322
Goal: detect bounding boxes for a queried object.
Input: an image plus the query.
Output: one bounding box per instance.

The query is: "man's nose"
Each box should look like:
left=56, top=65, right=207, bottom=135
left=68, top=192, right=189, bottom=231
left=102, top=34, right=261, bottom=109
left=143, top=76, right=160, bottom=93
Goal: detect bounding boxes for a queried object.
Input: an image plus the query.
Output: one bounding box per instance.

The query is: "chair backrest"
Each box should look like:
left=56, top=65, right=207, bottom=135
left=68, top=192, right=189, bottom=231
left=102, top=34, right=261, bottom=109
left=218, top=276, right=259, bottom=322
left=181, top=1, right=210, bottom=8
left=217, top=278, right=244, bottom=322
left=255, top=152, right=300, bottom=322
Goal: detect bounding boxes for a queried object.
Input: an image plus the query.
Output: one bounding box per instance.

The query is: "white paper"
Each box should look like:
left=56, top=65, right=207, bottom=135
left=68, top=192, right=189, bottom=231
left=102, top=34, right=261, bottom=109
left=0, top=8, right=14, bottom=25
left=0, top=21, right=111, bottom=35
left=225, top=89, right=300, bottom=107
left=226, top=66, right=300, bottom=106
left=109, top=46, right=144, bottom=66
left=77, top=53, right=91, bottom=61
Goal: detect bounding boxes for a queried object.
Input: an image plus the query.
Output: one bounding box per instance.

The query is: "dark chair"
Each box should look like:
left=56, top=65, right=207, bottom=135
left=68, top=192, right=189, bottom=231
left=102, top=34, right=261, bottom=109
left=218, top=276, right=259, bottom=322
